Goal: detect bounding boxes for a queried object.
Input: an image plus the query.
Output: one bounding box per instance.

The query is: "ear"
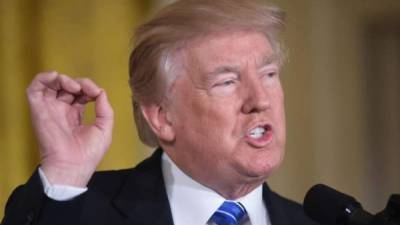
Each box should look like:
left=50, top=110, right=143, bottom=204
left=140, top=104, right=175, bottom=143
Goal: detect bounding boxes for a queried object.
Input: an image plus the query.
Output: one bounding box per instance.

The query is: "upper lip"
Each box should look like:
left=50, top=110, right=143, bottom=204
left=245, top=122, right=272, bottom=137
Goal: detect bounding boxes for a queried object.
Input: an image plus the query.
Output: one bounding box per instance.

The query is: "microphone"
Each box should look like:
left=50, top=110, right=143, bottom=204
left=303, top=184, right=373, bottom=225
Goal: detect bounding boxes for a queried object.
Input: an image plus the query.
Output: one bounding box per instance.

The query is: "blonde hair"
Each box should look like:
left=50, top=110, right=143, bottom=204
left=129, top=0, right=286, bottom=147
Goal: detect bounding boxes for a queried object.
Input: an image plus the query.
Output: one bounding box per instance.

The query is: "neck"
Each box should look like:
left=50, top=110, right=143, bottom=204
left=203, top=176, right=265, bottom=199
left=162, top=146, right=266, bottom=199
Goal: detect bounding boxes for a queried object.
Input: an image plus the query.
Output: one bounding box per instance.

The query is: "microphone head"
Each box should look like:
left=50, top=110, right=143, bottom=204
left=304, top=184, right=361, bottom=225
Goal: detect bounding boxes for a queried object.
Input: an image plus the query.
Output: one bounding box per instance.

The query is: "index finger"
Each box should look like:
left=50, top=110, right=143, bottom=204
left=59, top=74, right=82, bottom=94
left=75, top=78, right=102, bottom=99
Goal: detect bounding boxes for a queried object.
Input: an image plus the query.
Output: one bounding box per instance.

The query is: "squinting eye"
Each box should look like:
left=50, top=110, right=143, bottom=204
left=267, top=72, right=277, bottom=77
left=222, top=80, right=235, bottom=86
left=215, top=79, right=236, bottom=87
left=210, top=78, right=237, bottom=96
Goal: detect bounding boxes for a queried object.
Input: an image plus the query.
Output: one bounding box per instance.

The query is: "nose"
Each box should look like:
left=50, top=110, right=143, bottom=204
left=241, top=78, right=271, bottom=114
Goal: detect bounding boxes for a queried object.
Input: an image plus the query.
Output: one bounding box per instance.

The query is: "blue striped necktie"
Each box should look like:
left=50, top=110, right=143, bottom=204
left=210, top=201, right=248, bottom=225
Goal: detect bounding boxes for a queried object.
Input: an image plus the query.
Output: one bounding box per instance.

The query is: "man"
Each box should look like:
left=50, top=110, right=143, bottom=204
left=2, top=0, right=319, bottom=225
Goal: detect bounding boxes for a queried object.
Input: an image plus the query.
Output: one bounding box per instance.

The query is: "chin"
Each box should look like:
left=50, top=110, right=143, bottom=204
left=244, top=153, right=284, bottom=179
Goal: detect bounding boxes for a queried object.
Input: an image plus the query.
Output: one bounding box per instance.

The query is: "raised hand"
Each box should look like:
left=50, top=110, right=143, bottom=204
left=26, top=71, right=114, bottom=187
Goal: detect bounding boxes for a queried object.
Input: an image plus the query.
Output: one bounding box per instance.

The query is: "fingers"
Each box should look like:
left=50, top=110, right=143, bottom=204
left=28, top=71, right=59, bottom=93
left=27, top=71, right=59, bottom=100
left=56, top=74, right=82, bottom=104
left=27, top=71, right=104, bottom=106
left=59, top=74, right=81, bottom=94
left=27, top=72, right=82, bottom=102
left=95, top=91, right=114, bottom=133
left=57, top=90, right=76, bottom=104
left=73, top=78, right=102, bottom=105
left=27, top=72, right=113, bottom=130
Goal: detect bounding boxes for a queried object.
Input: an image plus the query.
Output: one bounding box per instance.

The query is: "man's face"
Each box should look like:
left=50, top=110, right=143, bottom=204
left=164, top=31, right=286, bottom=192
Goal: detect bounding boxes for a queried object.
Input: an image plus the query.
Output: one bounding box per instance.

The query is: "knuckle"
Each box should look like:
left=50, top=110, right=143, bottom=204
left=77, top=77, right=91, bottom=84
left=36, top=71, right=57, bottom=79
left=34, top=73, right=46, bottom=81
left=58, top=74, right=67, bottom=81
left=83, top=78, right=97, bottom=88
left=59, top=74, right=73, bottom=82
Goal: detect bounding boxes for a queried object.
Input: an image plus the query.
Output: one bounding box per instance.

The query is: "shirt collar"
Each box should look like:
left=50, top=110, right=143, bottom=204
left=161, top=152, right=269, bottom=225
left=235, top=184, right=269, bottom=225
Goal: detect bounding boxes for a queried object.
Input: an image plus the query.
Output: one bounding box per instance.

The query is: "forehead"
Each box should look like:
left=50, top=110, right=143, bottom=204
left=182, top=31, right=275, bottom=73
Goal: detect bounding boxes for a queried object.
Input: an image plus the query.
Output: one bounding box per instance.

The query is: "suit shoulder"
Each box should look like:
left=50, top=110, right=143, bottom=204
left=87, top=150, right=163, bottom=199
left=269, top=191, right=320, bottom=225
left=270, top=190, right=302, bottom=210
left=88, top=168, right=134, bottom=197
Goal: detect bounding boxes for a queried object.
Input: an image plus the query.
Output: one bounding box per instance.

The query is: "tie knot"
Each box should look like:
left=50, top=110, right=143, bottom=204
left=210, top=201, right=248, bottom=225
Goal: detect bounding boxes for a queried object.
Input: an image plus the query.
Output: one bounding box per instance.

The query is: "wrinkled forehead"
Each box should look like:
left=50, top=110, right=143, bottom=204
left=179, top=31, right=277, bottom=75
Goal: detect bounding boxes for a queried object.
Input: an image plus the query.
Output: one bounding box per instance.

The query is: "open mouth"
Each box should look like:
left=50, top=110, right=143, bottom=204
left=245, top=124, right=273, bottom=147
left=248, top=124, right=271, bottom=139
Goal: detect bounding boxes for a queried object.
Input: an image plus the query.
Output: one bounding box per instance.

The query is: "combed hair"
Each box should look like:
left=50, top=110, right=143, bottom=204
left=129, top=0, right=286, bottom=147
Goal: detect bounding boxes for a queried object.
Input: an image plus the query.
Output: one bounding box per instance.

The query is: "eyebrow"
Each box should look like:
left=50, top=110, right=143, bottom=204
left=258, top=54, right=278, bottom=68
left=203, top=54, right=278, bottom=82
left=204, top=66, right=240, bottom=82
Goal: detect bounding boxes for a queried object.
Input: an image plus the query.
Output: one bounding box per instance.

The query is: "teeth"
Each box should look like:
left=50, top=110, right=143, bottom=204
left=249, top=127, right=265, bottom=139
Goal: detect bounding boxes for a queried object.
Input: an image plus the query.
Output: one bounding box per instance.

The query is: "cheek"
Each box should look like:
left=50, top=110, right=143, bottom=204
left=258, top=150, right=284, bottom=173
left=272, top=88, right=286, bottom=123
left=174, top=99, right=222, bottom=142
left=195, top=97, right=240, bottom=126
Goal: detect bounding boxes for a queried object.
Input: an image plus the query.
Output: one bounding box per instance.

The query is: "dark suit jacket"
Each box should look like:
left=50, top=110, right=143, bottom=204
left=2, top=149, right=319, bottom=225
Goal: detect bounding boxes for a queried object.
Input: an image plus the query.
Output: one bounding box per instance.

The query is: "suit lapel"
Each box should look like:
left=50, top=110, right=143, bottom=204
left=263, top=184, right=292, bottom=225
left=113, top=149, right=174, bottom=225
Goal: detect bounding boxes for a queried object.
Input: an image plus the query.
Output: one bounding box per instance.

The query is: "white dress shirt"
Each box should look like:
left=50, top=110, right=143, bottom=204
left=162, top=153, right=271, bottom=225
left=38, top=168, right=87, bottom=201
left=39, top=152, right=271, bottom=225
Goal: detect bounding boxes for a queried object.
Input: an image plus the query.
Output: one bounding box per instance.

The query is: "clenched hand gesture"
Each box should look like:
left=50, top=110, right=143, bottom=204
left=27, top=71, right=114, bottom=187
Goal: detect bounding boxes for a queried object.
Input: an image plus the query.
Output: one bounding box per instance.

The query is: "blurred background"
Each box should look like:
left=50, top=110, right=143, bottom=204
left=0, top=0, right=399, bottom=219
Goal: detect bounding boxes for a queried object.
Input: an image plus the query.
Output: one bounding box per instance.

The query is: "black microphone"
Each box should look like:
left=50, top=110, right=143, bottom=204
left=303, top=184, right=373, bottom=225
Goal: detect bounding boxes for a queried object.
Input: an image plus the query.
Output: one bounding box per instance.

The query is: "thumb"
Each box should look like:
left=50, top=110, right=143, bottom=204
left=95, top=90, right=114, bottom=134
